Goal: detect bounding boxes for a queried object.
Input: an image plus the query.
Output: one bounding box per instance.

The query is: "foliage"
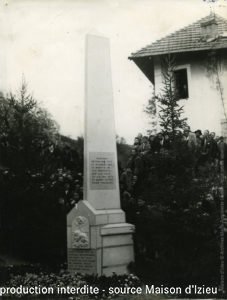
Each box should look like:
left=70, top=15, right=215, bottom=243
left=144, top=92, right=157, bottom=135
left=0, top=82, right=83, bottom=263
left=122, top=143, right=221, bottom=287
left=0, top=163, right=83, bottom=263
left=155, top=55, right=187, bottom=138
left=0, top=81, right=59, bottom=172
left=0, top=83, right=132, bottom=264
left=0, top=77, right=224, bottom=296
left=1, top=266, right=141, bottom=299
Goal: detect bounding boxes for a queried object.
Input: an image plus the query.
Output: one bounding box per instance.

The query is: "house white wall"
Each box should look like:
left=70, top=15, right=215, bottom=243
left=153, top=53, right=227, bottom=136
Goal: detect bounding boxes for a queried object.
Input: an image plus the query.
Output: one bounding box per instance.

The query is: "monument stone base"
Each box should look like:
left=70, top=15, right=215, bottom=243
left=67, top=200, right=134, bottom=275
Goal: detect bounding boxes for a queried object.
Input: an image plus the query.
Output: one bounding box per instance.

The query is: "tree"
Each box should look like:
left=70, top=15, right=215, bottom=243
left=126, top=55, right=221, bottom=285
left=156, top=55, right=188, bottom=139
left=144, top=91, right=158, bottom=136
left=0, top=81, right=65, bottom=262
left=123, top=135, right=220, bottom=286
left=0, top=80, right=59, bottom=171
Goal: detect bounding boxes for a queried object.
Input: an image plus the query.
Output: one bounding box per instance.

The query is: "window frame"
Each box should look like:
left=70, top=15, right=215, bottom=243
left=173, top=64, right=191, bottom=100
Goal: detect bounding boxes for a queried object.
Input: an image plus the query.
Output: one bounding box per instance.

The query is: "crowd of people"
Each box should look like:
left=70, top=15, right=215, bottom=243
left=131, top=128, right=225, bottom=166
left=122, top=127, right=225, bottom=182
left=119, top=128, right=227, bottom=271
left=120, top=128, right=226, bottom=221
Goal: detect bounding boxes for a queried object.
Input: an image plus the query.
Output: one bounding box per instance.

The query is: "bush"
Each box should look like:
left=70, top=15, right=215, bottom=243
left=1, top=266, right=141, bottom=299
left=0, top=84, right=83, bottom=263
left=122, top=143, right=222, bottom=286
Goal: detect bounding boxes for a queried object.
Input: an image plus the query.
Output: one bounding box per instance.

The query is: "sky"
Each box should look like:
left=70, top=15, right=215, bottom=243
left=0, top=0, right=227, bottom=143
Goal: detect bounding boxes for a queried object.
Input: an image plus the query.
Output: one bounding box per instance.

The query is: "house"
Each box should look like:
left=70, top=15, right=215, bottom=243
left=129, top=13, right=227, bottom=140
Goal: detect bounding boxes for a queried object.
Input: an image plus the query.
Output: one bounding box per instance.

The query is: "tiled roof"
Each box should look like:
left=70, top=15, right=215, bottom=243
left=130, top=14, right=227, bottom=58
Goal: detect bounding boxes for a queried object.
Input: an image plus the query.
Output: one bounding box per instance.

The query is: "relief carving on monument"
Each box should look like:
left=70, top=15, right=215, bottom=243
left=72, top=216, right=90, bottom=249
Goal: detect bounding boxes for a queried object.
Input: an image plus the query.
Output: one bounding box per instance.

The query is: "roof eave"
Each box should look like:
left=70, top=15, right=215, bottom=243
left=129, top=56, right=155, bottom=84
left=129, top=42, right=227, bottom=59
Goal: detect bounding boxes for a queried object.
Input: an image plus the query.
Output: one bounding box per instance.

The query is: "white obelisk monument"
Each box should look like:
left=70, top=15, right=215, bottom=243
left=67, top=35, right=134, bottom=275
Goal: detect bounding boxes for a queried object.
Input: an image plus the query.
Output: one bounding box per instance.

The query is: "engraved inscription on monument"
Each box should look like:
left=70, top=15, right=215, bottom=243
left=89, top=152, right=116, bottom=190
left=68, top=249, right=96, bottom=273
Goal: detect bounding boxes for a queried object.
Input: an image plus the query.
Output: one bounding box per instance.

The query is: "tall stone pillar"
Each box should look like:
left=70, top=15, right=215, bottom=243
left=67, top=35, right=134, bottom=276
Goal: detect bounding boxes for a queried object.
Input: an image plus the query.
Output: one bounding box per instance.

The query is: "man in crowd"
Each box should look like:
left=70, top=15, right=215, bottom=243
left=182, top=126, right=197, bottom=150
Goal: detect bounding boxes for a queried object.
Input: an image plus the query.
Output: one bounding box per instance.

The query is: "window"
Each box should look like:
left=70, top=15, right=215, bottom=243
left=174, top=68, right=188, bottom=99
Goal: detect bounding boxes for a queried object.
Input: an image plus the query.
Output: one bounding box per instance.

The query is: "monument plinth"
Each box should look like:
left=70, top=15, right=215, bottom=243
left=67, top=35, right=134, bottom=275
